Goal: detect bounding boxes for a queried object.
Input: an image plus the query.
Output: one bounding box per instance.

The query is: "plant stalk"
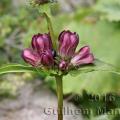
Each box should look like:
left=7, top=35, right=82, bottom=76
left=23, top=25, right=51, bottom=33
left=56, top=75, right=63, bottom=120
left=43, top=12, right=57, bottom=50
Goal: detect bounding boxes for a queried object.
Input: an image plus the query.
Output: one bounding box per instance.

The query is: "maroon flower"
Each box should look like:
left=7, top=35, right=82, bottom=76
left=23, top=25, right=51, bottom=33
left=71, top=46, right=94, bottom=66
left=22, top=49, right=40, bottom=67
left=22, top=33, right=54, bottom=67
left=40, top=50, right=54, bottom=66
left=32, top=33, right=52, bottom=53
left=22, top=30, right=94, bottom=71
left=58, top=30, right=79, bottom=59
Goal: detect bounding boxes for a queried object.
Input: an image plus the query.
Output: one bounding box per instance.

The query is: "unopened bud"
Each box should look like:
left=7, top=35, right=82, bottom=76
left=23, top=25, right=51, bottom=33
left=59, top=60, right=68, bottom=71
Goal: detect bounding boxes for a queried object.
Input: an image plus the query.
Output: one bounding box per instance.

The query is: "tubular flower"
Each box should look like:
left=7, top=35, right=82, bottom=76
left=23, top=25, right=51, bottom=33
left=22, top=49, right=40, bottom=67
left=22, top=30, right=94, bottom=72
left=58, top=30, right=79, bottom=59
left=71, top=46, right=94, bottom=66
left=40, top=50, right=54, bottom=66
left=32, top=33, right=52, bottom=52
left=22, top=33, right=54, bottom=67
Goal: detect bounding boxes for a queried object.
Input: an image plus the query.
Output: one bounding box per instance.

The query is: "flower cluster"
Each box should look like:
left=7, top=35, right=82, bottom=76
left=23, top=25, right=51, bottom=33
left=22, top=30, right=94, bottom=73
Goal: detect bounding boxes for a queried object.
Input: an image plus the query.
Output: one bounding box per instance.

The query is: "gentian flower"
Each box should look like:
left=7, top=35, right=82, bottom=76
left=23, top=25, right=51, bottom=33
left=71, top=46, right=94, bottom=66
left=22, top=49, right=40, bottom=67
left=58, top=30, right=79, bottom=59
left=22, top=33, right=54, bottom=67
left=40, top=50, right=54, bottom=66
left=22, top=30, right=94, bottom=71
left=32, top=33, right=52, bottom=52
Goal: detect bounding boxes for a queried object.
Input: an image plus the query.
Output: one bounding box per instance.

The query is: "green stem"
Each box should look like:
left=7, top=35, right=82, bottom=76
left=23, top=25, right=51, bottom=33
left=43, top=12, right=57, bottom=50
left=55, top=75, right=63, bottom=120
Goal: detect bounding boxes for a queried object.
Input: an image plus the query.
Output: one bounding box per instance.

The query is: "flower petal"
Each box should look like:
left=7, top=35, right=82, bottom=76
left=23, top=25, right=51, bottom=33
left=58, top=30, right=79, bottom=58
left=22, top=49, right=40, bottom=67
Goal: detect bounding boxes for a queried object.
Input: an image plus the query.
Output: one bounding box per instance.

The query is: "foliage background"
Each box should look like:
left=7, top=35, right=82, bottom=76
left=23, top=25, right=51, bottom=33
left=0, top=0, right=120, bottom=120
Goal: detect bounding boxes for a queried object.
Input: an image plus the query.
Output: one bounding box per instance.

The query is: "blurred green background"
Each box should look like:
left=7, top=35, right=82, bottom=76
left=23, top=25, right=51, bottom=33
left=0, top=0, right=120, bottom=120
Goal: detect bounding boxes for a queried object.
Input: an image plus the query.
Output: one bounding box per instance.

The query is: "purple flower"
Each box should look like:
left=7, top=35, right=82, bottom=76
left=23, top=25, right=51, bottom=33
left=22, top=49, right=40, bottom=67
left=58, top=30, right=79, bottom=59
left=32, top=33, right=52, bottom=53
left=22, top=33, right=54, bottom=67
left=22, top=30, right=94, bottom=71
left=71, top=46, right=94, bottom=66
left=59, top=60, right=68, bottom=71
left=40, top=50, right=54, bottom=66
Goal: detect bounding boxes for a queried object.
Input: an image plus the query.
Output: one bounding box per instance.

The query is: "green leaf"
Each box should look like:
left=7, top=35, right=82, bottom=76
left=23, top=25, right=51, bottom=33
left=62, top=59, right=120, bottom=94
left=0, top=64, right=42, bottom=75
left=70, top=59, right=120, bottom=76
